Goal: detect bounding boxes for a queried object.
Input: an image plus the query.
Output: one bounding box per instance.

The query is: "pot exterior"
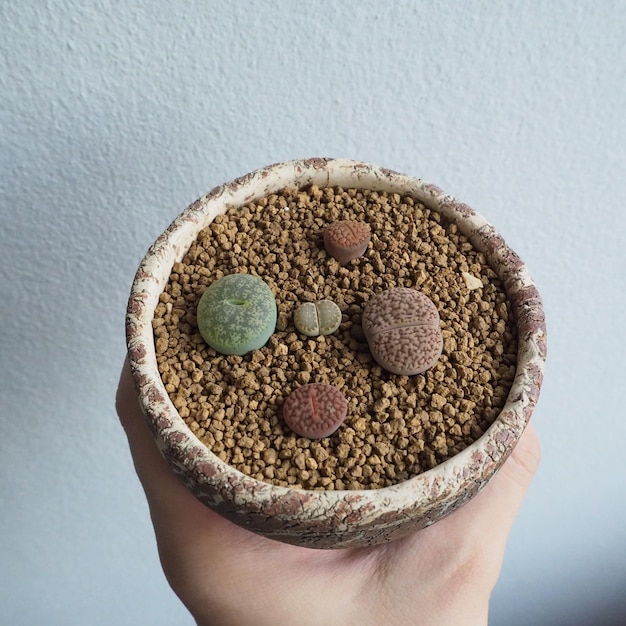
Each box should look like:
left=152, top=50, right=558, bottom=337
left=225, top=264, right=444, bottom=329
left=126, top=158, right=546, bottom=548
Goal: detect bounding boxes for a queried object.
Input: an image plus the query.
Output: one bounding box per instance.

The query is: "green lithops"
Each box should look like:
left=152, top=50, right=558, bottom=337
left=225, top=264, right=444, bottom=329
left=294, top=299, right=342, bottom=337
left=197, top=273, right=277, bottom=355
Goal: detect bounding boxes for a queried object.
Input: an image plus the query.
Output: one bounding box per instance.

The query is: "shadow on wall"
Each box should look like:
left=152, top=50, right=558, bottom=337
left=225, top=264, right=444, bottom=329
left=547, top=593, right=626, bottom=626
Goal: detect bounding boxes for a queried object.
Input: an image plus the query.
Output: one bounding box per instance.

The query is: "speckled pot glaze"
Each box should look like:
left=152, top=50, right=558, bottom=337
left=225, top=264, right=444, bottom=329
left=126, top=158, right=547, bottom=549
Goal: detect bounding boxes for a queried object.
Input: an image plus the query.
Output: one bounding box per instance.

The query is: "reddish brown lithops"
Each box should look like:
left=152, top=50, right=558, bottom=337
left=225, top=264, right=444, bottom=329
left=362, top=287, right=443, bottom=375
left=282, top=383, right=348, bottom=439
left=323, top=220, right=371, bottom=264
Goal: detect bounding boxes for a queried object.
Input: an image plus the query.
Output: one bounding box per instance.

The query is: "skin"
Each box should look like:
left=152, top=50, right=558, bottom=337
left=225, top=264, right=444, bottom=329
left=116, top=359, right=540, bottom=626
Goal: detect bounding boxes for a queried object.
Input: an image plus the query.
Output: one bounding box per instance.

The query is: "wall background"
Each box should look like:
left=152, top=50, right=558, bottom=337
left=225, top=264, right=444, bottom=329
left=2, top=1, right=625, bottom=624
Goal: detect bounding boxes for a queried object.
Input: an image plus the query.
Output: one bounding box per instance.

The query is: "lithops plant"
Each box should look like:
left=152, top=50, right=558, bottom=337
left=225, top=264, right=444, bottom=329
left=362, top=287, right=443, bottom=375
left=282, top=383, right=348, bottom=439
left=323, top=220, right=371, bottom=264
left=197, top=273, right=277, bottom=355
left=293, top=299, right=342, bottom=337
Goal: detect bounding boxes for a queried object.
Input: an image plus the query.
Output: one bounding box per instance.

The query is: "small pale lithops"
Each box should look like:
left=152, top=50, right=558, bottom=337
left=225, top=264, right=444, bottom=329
left=197, top=273, right=277, bottom=356
left=323, top=220, right=371, bottom=264
left=294, top=299, right=342, bottom=337
left=282, top=383, right=348, bottom=439
left=362, top=287, right=443, bottom=376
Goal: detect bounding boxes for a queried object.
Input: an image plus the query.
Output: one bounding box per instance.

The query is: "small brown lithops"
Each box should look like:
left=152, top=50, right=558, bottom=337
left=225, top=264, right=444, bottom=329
left=293, top=300, right=342, bottom=337
left=323, top=220, right=371, bottom=264
left=362, top=287, right=443, bottom=375
left=282, top=383, right=348, bottom=439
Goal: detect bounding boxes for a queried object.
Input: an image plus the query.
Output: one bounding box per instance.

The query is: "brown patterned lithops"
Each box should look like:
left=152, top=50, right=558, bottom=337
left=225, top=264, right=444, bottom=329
left=323, top=220, right=371, bottom=264
left=283, top=383, right=348, bottom=439
left=362, top=287, right=443, bottom=375
left=294, top=299, right=342, bottom=337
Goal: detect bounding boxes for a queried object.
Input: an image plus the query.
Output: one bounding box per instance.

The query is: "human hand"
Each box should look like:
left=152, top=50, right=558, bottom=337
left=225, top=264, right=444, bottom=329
left=116, top=359, right=540, bottom=626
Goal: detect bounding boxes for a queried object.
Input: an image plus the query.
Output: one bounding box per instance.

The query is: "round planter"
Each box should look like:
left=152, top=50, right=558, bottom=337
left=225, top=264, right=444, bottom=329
left=125, top=158, right=546, bottom=549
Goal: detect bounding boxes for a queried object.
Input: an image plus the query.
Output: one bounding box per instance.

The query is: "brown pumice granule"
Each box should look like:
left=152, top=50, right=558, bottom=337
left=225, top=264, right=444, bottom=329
left=153, top=186, right=518, bottom=490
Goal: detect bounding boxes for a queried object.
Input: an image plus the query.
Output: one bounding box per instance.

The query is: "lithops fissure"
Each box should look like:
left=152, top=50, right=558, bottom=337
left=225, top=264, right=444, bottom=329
left=362, top=287, right=443, bottom=375
left=294, top=299, right=342, bottom=337
left=197, top=273, right=277, bottom=355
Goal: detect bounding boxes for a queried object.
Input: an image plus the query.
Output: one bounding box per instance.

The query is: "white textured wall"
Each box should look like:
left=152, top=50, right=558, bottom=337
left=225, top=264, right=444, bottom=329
left=2, top=1, right=625, bottom=624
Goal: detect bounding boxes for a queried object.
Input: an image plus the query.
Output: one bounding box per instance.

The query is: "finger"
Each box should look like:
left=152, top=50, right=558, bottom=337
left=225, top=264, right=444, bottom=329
left=466, top=420, right=541, bottom=536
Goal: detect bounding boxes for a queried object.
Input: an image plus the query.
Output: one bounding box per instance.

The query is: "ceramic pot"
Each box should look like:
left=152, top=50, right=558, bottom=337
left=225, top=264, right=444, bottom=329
left=126, top=158, right=546, bottom=549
